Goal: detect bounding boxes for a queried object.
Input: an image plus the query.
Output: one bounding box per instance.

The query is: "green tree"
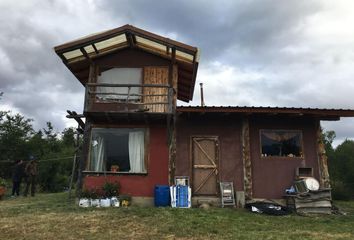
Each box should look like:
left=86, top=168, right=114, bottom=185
left=61, top=127, right=76, bottom=147
left=331, top=140, right=354, bottom=200
left=0, top=111, right=34, bottom=160
left=0, top=111, right=34, bottom=177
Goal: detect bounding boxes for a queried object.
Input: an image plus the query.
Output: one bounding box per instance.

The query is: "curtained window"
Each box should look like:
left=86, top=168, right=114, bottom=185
left=260, top=130, right=303, bottom=158
left=96, top=68, right=142, bottom=101
left=89, top=128, right=146, bottom=173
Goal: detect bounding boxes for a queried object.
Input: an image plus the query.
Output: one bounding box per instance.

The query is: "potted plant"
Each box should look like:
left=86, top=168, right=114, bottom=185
left=103, top=181, right=120, bottom=198
left=0, top=178, right=7, bottom=200
left=90, top=188, right=102, bottom=207
left=79, top=189, right=91, bottom=207
left=103, top=181, right=120, bottom=207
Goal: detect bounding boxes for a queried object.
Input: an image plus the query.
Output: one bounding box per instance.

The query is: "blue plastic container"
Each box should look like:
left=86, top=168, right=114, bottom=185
left=154, top=185, right=170, bottom=207
left=176, top=185, right=189, bottom=207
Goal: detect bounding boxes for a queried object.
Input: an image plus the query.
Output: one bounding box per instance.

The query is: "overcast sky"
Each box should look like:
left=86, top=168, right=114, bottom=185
left=0, top=0, right=353, bottom=146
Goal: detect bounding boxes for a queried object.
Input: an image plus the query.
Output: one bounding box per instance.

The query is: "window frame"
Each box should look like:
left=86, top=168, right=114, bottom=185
left=84, top=127, right=149, bottom=175
left=259, top=129, right=304, bottom=159
left=96, top=67, right=144, bottom=102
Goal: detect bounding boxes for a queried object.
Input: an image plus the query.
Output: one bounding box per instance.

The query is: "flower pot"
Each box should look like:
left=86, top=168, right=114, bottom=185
left=90, top=199, right=101, bottom=207
left=79, top=198, right=90, bottom=207
left=111, top=197, right=120, bottom=207
left=101, top=198, right=111, bottom=207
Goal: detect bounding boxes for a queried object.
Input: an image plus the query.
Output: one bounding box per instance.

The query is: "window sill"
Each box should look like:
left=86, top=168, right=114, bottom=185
left=261, top=156, right=304, bottom=160
left=83, top=171, right=148, bottom=176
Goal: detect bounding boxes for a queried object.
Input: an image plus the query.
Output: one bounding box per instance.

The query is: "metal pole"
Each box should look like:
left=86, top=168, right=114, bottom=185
left=200, top=83, right=205, bottom=107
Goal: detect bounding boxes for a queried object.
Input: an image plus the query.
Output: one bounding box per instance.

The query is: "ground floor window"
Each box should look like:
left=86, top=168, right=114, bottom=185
left=89, top=128, right=147, bottom=173
left=260, top=130, right=303, bottom=158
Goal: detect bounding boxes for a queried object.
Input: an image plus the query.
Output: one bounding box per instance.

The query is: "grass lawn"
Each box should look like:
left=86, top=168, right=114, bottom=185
left=1, top=193, right=354, bottom=240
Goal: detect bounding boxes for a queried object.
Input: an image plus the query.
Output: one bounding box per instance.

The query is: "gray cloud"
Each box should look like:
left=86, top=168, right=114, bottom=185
left=0, top=0, right=353, bottom=145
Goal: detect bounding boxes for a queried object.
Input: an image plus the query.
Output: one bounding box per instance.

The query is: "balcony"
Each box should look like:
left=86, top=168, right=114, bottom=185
left=84, top=83, right=175, bottom=121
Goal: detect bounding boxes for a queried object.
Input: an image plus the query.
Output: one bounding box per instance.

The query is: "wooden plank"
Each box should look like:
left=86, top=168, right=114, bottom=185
left=297, top=207, right=332, bottom=215
left=193, top=139, right=217, bottom=167
left=89, top=92, right=168, bottom=97
left=194, top=165, right=216, bottom=169
left=143, top=67, right=169, bottom=113
left=87, top=83, right=169, bottom=88
left=295, top=200, right=332, bottom=208
left=194, top=168, right=217, bottom=194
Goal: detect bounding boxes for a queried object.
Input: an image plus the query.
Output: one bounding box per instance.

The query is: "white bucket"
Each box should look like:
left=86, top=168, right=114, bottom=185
left=111, top=197, right=120, bottom=207
left=101, top=198, right=111, bottom=207
left=79, top=198, right=90, bottom=207
left=90, top=199, right=101, bottom=207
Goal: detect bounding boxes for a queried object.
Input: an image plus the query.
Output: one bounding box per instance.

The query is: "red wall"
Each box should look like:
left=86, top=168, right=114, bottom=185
left=83, top=125, right=169, bottom=197
left=250, top=117, right=320, bottom=199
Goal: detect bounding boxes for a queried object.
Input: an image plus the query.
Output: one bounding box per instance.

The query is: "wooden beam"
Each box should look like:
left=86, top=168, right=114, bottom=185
left=59, top=53, right=68, bottom=64
left=92, top=44, right=99, bottom=54
left=80, top=47, right=92, bottom=63
left=242, top=118, right=253, bottom=200
left=66, top=110, right=85, bottom=130
left=125, top=32, right=135, bottom=48
left=316, top=121, right=331, bottom=188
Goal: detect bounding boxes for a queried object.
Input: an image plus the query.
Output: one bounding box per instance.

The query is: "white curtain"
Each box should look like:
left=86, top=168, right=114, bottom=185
left=128, top=131, right=145, bottom=173
left=91, top=136, right=106, bottom=172
left=97, top=68, right=142, bottom=101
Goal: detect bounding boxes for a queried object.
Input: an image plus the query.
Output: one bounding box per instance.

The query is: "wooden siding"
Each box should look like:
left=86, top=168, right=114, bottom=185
left=143, top=67, right=169, bottom=113
left=83, top=49, right=177, bottom=115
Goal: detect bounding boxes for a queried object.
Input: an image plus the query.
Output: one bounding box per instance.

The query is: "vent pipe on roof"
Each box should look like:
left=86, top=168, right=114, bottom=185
left=200, top=83, right=205, bottom=107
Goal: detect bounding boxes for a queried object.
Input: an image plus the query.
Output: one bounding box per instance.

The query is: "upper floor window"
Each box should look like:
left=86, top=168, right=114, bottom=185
left=97, top=68, right=142, bottom=101
left=260, top=130, right=303, bottom=158
left=88, top=128, right=147, bottom=173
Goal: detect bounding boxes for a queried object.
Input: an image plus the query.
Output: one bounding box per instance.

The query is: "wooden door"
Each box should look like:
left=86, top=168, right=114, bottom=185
left=192, top=137, right=219, bottom=196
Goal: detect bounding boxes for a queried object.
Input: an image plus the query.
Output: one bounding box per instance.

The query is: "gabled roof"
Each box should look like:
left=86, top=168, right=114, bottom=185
left=177, top=106, right=354, bottom=120
left=54, top=24, right=199, bottom=102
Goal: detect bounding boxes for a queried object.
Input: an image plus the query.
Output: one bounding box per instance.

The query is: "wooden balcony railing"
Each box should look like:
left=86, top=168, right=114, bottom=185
left=84, top=83, right=174, bottom=114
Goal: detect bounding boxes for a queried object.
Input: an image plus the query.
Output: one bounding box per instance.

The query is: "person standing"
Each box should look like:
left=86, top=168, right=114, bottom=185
left=11, top=160, right=24, bottom=197
left=24, top=159, right=38, bottom=197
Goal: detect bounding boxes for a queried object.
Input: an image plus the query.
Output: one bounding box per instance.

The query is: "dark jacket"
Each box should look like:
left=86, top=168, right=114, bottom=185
left=12, top=162, right=24, bottom=182
left=25, top=161, right=38, bottom=177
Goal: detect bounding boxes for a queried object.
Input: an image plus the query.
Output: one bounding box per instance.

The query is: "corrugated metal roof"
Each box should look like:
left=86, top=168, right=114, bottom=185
left=177, top=106, right=354, bottom=118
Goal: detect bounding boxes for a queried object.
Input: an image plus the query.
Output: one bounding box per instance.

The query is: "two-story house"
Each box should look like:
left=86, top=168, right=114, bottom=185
left=55, top=25, right=354, bottom=206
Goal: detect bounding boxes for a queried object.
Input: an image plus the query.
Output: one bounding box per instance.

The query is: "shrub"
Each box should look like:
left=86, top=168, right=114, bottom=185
left=331, top=181, right=352, bottom=200
left=102, top=181, right=120, bottom=198
left=0, top=178, right=6, bottom=187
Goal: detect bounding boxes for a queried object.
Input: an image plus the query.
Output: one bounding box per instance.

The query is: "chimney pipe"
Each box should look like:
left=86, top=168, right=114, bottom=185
left=200, top=83, right=205, bottom=107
